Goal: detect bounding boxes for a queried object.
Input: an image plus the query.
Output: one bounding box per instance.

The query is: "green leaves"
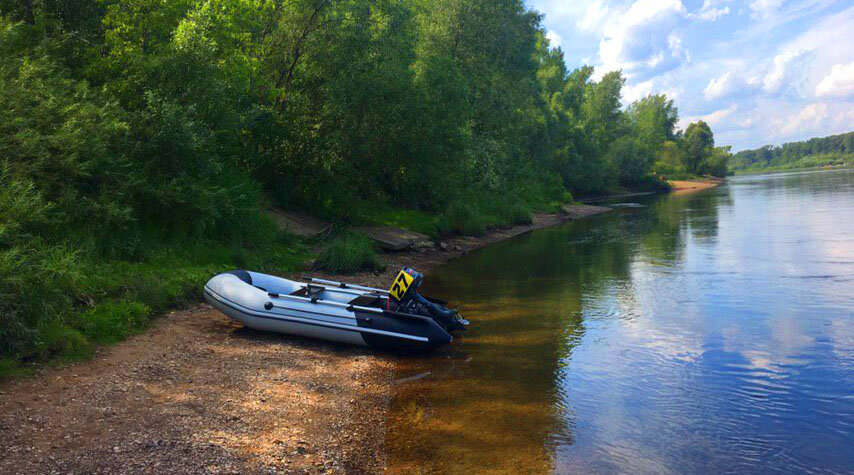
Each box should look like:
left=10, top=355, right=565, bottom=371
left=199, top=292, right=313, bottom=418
left=683, top=120, right=715, bottom=175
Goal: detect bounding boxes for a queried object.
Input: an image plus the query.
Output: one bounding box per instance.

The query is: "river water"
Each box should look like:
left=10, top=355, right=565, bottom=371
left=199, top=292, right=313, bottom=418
left=385, top=169, right=854, bottom=474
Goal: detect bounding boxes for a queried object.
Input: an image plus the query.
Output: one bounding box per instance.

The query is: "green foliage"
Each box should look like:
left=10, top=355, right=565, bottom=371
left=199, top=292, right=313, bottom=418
left=35, top=322, right=93, bottom=360
left=76, top=300, right=151, bottom=345
left=683, top=120, right=715, bottom=174
left=316, top=232, right=384, bottom=274
left=627, top=94, right=678, bottom=148
left=731, top=132, right=853, bottom=172
left=442, top=202, right=488, bottom=236
left=507, top=201, right=534, bottom=225
left=609, top=137, right=655, bottom=187
left=0, top=208, right=309, bottom=361
left=357, top=205, right=444, bottom=238
left=700, top=146, right=731, bottom=178
left=0, top=165, right=78, bottom=356
left=0, top=357, right=29, bottom=379
left=0, top=21, right=135, bottom=235
left=652, top=140, right=687, bottom=177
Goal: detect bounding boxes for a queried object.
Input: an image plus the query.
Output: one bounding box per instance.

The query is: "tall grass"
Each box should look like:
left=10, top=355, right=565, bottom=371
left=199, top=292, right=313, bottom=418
left=439, top=195, right=535, bottom=237
left=0, top=211, right=309, bottom=374
left=442, top=201, right=488, bottom=236
left=316, top=232, right=385, bottom=274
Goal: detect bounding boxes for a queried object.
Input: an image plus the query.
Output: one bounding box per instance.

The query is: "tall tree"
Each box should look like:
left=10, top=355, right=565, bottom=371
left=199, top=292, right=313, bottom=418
left=683, top=120, right=714, bottom=174
left=627, top=94, right=678, bottom=147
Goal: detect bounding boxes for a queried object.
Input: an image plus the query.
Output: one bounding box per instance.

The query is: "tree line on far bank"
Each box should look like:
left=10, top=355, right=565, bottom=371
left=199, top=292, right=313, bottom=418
left=730, top=131, right=854, bottom=173
left=0, top=0, right=729, bottom=361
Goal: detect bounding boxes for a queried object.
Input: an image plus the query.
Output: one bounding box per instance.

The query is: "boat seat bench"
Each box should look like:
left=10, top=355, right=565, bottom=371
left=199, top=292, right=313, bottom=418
left=286, top=287, right=385, bottom=309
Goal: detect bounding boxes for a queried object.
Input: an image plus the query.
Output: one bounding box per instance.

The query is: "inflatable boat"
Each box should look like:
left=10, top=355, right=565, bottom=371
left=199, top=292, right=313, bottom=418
left=203, top=268, right=467, bottom=353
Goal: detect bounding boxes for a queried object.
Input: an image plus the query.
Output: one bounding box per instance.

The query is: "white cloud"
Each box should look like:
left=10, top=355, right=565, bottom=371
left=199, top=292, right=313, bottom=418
left=679, top=103, right=738, bottom=129
left=698, top=6, right=730, bottom=21
left=779, top=102, right=829, bottom=135
left=815, top=61, right=854, bottom=98
left=704, top=71, right=735, bottom=100
left=578, top=0, right=609, bottom=32
left=598, top=0, right=689, bottom=78
left=762, top=49, right=813, bottom=94
left=546, top=30, right=562, bottom=49
left=692, top=0, right=730, bottom=21
left=749, top=0, right=784, bottom=19
left=623, top=79, right=655, bottom=104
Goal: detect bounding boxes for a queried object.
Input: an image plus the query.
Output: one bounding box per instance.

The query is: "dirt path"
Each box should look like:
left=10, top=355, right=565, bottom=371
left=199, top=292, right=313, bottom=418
left=0, top=212, right=591, bottom=474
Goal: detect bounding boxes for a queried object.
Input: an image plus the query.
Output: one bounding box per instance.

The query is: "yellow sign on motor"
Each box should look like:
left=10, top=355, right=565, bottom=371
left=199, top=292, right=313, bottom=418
left=389, top=269, right=415, bottom=301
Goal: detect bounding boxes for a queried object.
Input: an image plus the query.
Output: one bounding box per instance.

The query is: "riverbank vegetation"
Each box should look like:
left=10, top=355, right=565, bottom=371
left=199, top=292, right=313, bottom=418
left=0, top=1, right=727, bottom=368
left=730, top=131, right=853, bottom=174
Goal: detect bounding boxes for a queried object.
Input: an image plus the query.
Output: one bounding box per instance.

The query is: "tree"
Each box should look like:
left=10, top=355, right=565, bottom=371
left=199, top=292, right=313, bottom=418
left=701, top=146, right=730, bottom=177
left=627, top=94, right=678, bottom=148
left=682, top=120, right=714, bottom=174
left=609, top=136, right=653, bottom=187
left=583, top=70, right=626, bottom=150
left=653, top=140, right=687, bottom=177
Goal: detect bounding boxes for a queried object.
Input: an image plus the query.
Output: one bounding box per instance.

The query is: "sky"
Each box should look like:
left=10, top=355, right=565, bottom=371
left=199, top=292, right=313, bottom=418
left=525, top=0, right=854, bottom=151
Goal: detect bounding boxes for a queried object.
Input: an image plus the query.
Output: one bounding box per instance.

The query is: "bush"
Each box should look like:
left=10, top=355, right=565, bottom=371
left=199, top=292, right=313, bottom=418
left=609, top=137, right=655, bottom=187
left=34, top=322, right=92, bottom=360
left=0, top=357, right=28, bottom=379
left=316, top=232, right=384, bottom=274
left=442, top=201, right=487, bottom=236
left=499, top=200, right=533, bottom=225
left=0, top=166, right=79, bottom=356
left=0, top=24, right=136, bottom=238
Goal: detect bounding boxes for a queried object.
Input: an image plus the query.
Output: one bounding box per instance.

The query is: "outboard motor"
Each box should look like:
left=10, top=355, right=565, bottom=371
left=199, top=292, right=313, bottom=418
left=389, top=268, right=469, bottom=331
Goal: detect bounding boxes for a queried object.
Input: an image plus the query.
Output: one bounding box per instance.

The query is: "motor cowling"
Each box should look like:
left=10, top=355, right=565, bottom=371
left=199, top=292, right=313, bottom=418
left=388, top=267, right=424, bottom=305
left=388, top=268, right=468, bottom=331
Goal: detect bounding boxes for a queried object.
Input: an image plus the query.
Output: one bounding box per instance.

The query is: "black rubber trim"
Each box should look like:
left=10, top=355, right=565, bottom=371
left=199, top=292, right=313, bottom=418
left=225, top=270, right=253, bottom=285
left=424, top=295, right=448, bottom=305
left=356, top=310, right=451, bottom=353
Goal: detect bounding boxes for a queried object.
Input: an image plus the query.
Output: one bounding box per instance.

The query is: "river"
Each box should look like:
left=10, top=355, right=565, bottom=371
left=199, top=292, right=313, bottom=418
left=385, top=169, right=854, bottom=474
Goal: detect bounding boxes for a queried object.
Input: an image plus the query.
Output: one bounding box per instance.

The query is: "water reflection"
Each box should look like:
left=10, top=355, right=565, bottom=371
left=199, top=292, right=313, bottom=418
left=386, top=170, right=854, bottom=474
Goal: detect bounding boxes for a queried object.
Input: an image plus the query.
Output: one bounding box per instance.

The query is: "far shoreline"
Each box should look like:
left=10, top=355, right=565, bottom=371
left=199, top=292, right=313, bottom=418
left=732, top=163, right=853, bottom=176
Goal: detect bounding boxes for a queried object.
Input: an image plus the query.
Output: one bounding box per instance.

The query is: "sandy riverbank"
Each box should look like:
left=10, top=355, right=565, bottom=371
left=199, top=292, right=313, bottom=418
left=667, top=177, right=725, bottom=193
left=0, top=207, right=610, bottom=474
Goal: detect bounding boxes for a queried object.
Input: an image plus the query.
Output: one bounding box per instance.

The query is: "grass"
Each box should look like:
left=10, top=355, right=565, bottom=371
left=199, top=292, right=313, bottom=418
left=440, top=197, right=535, bottom=236
left=442, top=201, right=488, bottom=236
left=1, top=226, right=311, bottom=376
left=356, top=204, right=444, bottom=238
left=0, top=356, right=31, bottom=379
left=315, top=231, right=385, bottom=274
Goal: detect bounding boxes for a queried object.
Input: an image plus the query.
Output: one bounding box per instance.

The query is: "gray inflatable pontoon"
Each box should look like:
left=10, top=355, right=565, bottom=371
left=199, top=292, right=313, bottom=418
left=204, top=270, right=457, bottom=352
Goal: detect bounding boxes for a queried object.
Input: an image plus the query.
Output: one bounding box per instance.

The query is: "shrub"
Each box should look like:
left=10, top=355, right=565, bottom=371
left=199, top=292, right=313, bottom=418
left=34, top=322, right=92, bottom=360
left=507, top=201, right=533, bottom=225
left=316, top=232, right=384, bottom=274
left=0, top=166, right=79, bottom=356
left=0, top=357, right=28, bottom=379
left=442, top=201, right=487, bottom=236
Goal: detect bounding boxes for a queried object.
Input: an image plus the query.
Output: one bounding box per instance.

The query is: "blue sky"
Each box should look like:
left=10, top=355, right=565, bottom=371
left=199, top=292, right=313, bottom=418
left=525, top=0, right=854, bottom=151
